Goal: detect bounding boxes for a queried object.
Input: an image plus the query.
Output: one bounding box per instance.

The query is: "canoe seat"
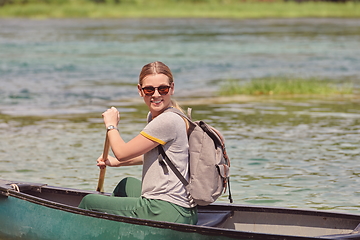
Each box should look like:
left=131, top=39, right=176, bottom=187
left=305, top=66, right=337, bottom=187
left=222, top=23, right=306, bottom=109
left=197, top=210, right=232, bottom=227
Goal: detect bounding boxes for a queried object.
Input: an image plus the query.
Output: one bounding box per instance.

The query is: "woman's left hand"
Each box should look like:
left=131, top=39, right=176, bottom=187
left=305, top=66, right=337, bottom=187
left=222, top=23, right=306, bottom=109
left=97, top=155, right=107, bottom=169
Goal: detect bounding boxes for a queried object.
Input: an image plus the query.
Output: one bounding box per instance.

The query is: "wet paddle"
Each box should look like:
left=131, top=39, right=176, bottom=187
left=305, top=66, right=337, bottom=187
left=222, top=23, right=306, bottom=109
left=96, top=132, right=110, bottom=192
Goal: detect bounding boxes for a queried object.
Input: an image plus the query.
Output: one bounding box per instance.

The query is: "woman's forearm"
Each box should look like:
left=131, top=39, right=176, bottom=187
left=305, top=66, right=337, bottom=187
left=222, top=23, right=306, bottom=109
left=107, top=128, right=158, bottom=163
left=105, top=155, right=143, bottom=167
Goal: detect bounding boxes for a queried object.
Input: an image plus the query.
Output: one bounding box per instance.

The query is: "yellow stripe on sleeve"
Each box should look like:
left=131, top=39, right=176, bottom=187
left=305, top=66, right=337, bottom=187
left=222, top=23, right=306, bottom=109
left=140, top=131, right=166, bottom=145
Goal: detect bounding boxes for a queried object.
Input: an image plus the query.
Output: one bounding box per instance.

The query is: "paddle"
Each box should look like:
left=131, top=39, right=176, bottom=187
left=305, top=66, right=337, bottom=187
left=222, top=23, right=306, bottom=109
left=96, top=132, right=110, bottom=192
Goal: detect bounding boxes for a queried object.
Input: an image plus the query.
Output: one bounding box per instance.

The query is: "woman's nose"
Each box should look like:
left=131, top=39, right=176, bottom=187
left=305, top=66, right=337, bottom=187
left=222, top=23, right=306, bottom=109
left=153, top=88, right=161, bottom=96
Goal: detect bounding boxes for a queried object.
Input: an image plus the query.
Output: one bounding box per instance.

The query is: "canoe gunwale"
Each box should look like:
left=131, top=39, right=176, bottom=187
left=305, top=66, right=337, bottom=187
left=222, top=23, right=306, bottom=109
left=203, top=202, right=360, bottom=222
left=0, top=180, right=46, bottom=197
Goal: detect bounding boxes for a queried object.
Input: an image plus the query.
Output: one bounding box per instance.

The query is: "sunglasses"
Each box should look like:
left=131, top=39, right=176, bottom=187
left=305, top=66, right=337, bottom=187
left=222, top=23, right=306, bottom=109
left=141, top=85, right=171, bottom=96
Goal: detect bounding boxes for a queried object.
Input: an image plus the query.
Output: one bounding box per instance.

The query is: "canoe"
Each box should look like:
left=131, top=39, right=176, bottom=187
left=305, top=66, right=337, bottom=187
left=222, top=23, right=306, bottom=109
left=1, top=179, right=360, bottom=240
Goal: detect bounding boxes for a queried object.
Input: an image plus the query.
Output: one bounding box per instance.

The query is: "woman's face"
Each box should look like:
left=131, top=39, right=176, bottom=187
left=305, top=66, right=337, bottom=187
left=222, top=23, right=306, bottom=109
left=138, top=74, right=174, bottom=118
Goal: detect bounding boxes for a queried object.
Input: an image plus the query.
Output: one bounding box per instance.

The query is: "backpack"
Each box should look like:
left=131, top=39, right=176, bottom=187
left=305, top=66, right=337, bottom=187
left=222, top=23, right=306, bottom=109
left=158, top=107, right=232, bottom=206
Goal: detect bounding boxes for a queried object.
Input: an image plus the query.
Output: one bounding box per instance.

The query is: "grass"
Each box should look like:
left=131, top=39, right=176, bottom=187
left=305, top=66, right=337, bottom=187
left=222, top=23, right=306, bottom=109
left=219, top=77, right=355, bottom=96
left=1, top=1, right=360, bottom=18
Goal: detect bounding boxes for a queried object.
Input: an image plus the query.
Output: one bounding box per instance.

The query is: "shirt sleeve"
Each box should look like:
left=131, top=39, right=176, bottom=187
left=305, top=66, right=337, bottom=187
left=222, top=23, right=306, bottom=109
left=140, top=112, right=185, bottom=145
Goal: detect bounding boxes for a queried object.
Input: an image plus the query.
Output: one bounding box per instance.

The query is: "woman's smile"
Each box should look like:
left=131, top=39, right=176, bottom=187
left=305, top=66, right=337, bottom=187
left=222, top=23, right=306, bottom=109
left=151, top=98, right=163, bottom=105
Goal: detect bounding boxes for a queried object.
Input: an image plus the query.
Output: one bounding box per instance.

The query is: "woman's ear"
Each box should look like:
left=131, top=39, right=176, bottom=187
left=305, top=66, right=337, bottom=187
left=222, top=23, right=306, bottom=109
left=138, top=84, right=144, bottom=97
left=170, top=82, right=175, bottom=95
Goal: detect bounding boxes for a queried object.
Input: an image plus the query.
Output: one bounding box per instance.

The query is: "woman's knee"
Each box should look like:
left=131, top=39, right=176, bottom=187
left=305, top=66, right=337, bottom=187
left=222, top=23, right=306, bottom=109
left=113, top=177, right=141, bottom=197
left=78, top=194, right=104, bottom=210
left=78, top=194, right=94, bottom=209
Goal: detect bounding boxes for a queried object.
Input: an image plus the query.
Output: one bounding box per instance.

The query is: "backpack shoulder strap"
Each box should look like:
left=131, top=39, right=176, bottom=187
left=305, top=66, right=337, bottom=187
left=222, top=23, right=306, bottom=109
left=157, top=146, right=189, bottom=186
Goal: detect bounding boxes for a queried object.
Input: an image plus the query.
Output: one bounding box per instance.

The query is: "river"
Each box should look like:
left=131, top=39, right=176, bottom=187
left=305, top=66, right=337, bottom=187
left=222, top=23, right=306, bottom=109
left=1, top=18, right=360, bottom=215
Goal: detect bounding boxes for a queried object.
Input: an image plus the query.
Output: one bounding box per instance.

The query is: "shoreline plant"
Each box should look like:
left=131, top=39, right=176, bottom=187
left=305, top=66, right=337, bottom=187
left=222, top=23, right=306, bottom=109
left=0, top=0, right=360, bottom=18
left=219, top=77, right=355, bottom=96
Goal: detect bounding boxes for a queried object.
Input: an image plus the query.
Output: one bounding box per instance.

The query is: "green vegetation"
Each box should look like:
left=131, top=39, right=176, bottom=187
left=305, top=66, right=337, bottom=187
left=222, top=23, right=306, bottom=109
left=0, top=113, right=45, bottom=126
left=219, top=77, right=355, bottom=96
left=1, top=0, right=360, bottom=18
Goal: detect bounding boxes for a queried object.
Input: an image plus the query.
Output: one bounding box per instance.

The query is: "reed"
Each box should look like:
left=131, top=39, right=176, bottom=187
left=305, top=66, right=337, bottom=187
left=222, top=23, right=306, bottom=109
left=219, top=77, right=355, bottom=96
left=0, top=1, right=360, bottom=18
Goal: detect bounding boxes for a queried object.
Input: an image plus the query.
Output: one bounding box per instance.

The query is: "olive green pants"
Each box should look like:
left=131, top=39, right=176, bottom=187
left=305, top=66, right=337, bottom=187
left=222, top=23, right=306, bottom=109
left=78, top=177, right=197, bottom=224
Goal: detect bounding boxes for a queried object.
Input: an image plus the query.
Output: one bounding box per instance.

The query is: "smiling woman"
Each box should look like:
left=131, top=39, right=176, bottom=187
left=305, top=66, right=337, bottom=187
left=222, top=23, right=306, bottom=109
left=78, top=61, right=198, bottom=224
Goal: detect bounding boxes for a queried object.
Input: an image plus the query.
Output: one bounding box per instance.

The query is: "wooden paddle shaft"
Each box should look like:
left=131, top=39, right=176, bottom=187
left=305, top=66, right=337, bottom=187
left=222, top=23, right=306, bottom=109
left=96, top=132, right=110, bottom=192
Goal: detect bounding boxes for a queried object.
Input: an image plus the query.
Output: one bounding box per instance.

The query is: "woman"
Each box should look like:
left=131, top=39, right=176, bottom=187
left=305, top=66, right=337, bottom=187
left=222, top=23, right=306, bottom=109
left=78, top=61, right=197, bottom=225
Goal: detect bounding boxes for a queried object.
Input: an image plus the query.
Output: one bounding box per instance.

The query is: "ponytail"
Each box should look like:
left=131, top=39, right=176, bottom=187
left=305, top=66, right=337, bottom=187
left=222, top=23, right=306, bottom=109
left=171, top=99, right=190, bottom=131
left=171, top=99, right=185, bottom=114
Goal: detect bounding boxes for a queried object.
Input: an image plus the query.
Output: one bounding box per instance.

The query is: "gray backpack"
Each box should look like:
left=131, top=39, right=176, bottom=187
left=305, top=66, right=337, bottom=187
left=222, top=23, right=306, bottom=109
left=158, top=108, right=232, bottom=206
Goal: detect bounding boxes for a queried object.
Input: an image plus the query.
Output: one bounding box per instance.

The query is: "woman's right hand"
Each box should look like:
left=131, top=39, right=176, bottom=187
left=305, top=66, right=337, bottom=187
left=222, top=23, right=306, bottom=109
left=102, top=106, right=120, bottom=128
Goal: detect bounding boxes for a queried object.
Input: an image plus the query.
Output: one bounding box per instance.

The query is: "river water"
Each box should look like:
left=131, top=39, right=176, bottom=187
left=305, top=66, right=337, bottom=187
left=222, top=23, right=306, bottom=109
left=1, top=18, right=360, bottom=215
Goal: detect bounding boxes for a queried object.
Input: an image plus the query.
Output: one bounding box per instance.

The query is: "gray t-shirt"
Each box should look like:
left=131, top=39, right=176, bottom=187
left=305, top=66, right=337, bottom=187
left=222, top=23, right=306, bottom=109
left=140, top=111, right=193, bottom=208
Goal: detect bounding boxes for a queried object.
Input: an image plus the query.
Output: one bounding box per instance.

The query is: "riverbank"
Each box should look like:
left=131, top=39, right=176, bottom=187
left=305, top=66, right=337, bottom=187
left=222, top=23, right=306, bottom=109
left=0, top=1, right=360, bottom=18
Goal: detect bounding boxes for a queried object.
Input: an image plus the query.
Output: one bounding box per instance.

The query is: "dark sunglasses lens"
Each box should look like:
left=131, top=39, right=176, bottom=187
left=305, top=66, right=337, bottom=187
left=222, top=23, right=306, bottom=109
left=143, top=87, right=155, bottom=95
left=158, top=86, right=170, bottom=95
left=142, top=86, right=170, bottom=96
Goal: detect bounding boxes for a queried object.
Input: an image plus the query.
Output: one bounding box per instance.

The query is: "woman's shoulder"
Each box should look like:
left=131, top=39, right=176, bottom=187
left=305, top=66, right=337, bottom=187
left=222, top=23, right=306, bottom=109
left=147, top=110, right=182, bottom=121
left=142, top=110, right=186, bottom=140
left=148, top=111, right=184, bottom=127
left=161, top=110, right=185, bottom=122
